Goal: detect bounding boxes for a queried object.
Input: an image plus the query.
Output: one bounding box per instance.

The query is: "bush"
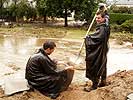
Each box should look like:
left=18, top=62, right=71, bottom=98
left=110, top=13, right=133, bottom=25
left=111, top=6, right=129, bottom=14
left=111, top=24, right=121, bottom=32
left=111, top=20, right=133, bottom=33
left=110, top=32, right=133, bottom=42
left=128, top=7, right=133, bottom=14
left=121, top=19, right=133, bottom=33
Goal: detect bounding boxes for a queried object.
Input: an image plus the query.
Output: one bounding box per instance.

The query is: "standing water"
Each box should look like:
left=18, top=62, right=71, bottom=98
left=0, top=35, right=133, bottom=85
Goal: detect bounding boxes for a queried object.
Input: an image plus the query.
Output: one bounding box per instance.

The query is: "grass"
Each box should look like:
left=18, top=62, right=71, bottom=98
left=0, top=24, right=133, bottom=43
left=0, top=24, right=87, bottom=39
left=110, top=32, right=133, bottom=43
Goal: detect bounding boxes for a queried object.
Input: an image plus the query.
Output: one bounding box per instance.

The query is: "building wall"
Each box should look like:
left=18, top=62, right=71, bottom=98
left=106, top=0, right=133, bottom=7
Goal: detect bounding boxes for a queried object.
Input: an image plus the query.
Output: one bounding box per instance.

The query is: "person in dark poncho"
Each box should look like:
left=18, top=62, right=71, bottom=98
left=25, top=40, right=74, bottom=99
left=84, top=9, right=110, bottom=92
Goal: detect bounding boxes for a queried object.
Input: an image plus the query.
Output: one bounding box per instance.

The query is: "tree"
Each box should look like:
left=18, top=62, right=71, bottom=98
left=34, top=0, right=73, bottom=26
left=62, top=0, right=73, bottom=27
left=16, top=0, right=36, bottom=22
left=45, top=0, right=73, bottom=27
left=5, top=0, right=36, bottom=22
left=0, top=0, right=8, bottom=21
left=50, top=0, right=96, bottom=27
left=73, top=0, right=96, bottom=22
left=6, top=0, right=19, bottom=22
left=33, top=0, right=96, bottom=27
left=26, top=5, right=37, bottom=21
left=34, top=0, right=48, bottom=23
left=6, top=3, right=16, bottom=21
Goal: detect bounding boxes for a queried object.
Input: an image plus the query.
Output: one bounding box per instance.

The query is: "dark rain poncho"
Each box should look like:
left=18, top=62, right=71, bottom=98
left=85, top=23, right=110, bottom=81
left=25, top=48, right=67, bottom=94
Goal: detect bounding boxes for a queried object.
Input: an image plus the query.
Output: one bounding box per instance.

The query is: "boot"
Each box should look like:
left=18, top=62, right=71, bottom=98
left=48, top=93, right=60, bottom=99
left=98, top=79, right=106, bottom=87
left=41, top=91, right=60, bottom=99
left=84, top=82, right=98, bottom=92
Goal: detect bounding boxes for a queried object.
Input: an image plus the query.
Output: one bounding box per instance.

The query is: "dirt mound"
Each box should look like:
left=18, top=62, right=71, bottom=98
left=0, top=70, right=132, bottom=100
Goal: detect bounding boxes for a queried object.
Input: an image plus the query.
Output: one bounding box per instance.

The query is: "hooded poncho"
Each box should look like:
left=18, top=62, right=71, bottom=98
left=85, top=23, right=110, bottom=80
left=25, top=48, right=67, bottom=94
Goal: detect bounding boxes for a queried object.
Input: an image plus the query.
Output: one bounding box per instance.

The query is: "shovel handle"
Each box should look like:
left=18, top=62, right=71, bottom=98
left=75, top=9, right=99, bottom=63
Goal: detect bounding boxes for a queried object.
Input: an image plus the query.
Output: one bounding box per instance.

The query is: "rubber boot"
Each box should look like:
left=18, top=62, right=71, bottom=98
left=98, top=79, right=106, bottom=87
left=84, top=81, right=98, bottom=92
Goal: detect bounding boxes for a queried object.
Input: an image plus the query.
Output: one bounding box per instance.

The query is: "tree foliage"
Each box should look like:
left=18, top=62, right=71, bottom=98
left=0, top=0, right=8, bottom=19
left=1, top=0, right=96, bottom=26
left=74, top=0, right=96, bottom=22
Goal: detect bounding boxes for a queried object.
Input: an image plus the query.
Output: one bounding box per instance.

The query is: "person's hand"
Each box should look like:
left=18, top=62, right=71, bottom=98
left=65, top=66, right=74, bottom=70
left=52, top=59, right=58, bottom=65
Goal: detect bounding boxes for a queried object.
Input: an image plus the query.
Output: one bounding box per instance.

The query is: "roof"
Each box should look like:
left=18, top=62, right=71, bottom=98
left=115, top=0, right=133, bottom=5
left=106, top=0, right=133, bottom=7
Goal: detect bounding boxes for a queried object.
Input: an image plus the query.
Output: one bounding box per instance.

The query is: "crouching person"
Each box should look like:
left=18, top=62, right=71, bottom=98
left=25, top=40, right=74, bottom=99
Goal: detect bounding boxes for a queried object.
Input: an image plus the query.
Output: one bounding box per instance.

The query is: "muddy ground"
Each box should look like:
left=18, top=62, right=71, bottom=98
left=0, top=70, right=132, bottom=100
left=0, top=39, right=132, bottom=100
left=0, top=24, right=133, bottom=100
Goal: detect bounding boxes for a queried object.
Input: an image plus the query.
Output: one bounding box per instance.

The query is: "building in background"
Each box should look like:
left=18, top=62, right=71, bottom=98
left=106, top=0, right=133, bottom=7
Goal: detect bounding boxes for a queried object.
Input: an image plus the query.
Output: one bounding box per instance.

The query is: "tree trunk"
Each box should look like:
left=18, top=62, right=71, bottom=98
left=14, top=0, right=17, bottom=22
left=64, top=7, right=68, bottom=27
left=0, top=0, right=3, bottom=22
left=43, top=15, right=47, bottom=23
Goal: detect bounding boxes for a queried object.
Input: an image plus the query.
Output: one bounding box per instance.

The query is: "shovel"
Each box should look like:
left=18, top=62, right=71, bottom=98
left=70, top=8, right=100, bottom=64
left=70, top=2, right=113, bottom=64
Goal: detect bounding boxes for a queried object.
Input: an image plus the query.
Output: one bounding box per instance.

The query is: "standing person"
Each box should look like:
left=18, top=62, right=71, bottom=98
left=84, top=10, right=110, bottom=92
left=25, top=40, right=74, bottom=99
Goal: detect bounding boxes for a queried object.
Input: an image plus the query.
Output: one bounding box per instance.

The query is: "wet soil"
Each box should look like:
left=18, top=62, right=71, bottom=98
left=0, top=70, right=132, bottom=100
left=0, top=33, right=132, bottom=100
